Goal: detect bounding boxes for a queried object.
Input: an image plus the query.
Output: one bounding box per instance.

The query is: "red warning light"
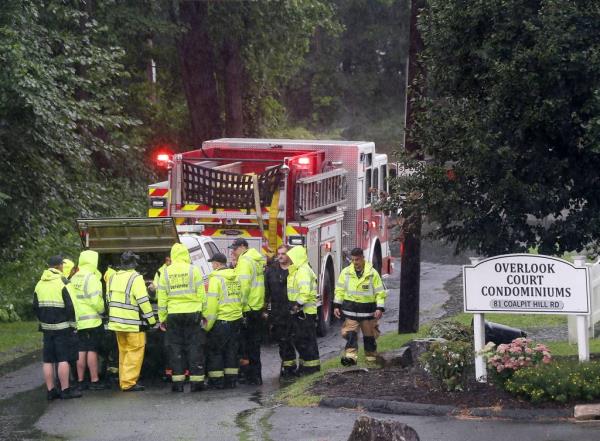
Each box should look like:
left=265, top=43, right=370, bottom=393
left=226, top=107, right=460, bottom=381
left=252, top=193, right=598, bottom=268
left=298, top=157, right=311, bottom=165
left=155, top=151, right=173, bottom=168
left=156, top=153, right=170, bottom=163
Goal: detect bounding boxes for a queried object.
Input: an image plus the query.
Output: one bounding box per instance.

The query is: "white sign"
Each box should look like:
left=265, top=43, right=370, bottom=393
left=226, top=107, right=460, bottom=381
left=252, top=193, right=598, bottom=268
left=463, top=254, right=590, bottom=315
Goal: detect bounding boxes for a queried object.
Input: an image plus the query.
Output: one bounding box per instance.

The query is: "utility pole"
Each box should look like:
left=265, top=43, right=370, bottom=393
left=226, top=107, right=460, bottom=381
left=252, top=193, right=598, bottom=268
left=398, top=0, right=425, bottom=334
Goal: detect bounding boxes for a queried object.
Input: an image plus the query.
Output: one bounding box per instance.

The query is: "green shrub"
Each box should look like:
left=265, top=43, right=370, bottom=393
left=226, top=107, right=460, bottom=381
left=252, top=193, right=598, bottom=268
left=428, top=319, right=472, bottom=342
left=420, top=341, right=474, bottom=392
left=0, top=305, right=20, bottom=323
left=504, top=359, right=600, bottom=403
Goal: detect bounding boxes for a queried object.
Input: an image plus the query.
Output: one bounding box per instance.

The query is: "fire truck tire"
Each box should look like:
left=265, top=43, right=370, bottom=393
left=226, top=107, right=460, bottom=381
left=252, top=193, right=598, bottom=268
left=316, top=271, right=334, bottom=337
left=372, top=243, right=383, bottom=275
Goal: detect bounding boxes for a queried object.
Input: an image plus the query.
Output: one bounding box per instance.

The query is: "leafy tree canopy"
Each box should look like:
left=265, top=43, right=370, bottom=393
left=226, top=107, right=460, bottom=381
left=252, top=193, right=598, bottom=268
left=391, top=0, right=600, bottom=256
left=0, top=0, right=145, bottom=259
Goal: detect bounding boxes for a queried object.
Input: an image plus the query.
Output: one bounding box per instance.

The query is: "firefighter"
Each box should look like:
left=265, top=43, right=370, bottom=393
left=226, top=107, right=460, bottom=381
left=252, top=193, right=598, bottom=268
left=107, top=251, right=156, bottom=391
left=68, top=250, right=106, bottom=390
left=333, top=247, right=387, bottom=366
left=230, top=238, right=266, bottom=385
left=204, top=253, right=243, bottom=389
left=264, top=245, right=296, bottom=378
left=157, top=243, right=206, bottom=392
left=286, top=246, right=321, bottom=375
left=33, top=255, right=81, bottom=400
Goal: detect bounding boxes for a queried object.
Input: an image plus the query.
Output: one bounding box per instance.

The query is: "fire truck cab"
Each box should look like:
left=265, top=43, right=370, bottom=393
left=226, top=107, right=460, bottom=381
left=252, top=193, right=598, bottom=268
left=149, top=138, right=392, bottom=336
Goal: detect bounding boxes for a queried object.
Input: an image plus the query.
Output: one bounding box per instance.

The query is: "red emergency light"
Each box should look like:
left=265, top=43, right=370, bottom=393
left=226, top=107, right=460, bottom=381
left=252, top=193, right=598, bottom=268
left=155, top=152, right=172, bottom=167
left=297, top=157, right=311, bottom=165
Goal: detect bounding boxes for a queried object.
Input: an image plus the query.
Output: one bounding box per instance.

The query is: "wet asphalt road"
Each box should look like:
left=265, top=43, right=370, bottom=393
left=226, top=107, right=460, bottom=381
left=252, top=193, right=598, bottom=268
left=3, top=259, right=598, bottom=440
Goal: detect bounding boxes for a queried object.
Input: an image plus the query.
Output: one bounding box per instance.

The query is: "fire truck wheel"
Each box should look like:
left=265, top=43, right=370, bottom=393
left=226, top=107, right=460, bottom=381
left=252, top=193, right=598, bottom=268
left=316, top=271, right=333, bottom=337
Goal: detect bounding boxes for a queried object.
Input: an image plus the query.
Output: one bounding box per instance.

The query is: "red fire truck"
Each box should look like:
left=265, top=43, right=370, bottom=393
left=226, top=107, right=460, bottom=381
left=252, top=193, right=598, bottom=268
left=148, top=138, right=392, bottom=335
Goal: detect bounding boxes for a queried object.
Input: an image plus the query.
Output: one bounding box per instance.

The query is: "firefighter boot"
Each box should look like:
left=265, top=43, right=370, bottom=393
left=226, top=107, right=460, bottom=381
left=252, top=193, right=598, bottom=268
left=190, top=382, right=205, bottom=392
left=208, top=377, right=225, bottom=390
left=171, top=382, right=184, bottom=393
left=341, top=331, right=358, bottom=366
left=224, top=375, right=237, bottom=389
left=280, top=367, right=298, bottom=381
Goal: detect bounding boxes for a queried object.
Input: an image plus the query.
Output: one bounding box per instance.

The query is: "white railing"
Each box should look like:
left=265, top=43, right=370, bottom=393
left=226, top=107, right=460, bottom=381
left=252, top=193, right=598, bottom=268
left=568, top=260, right=600, bottom=343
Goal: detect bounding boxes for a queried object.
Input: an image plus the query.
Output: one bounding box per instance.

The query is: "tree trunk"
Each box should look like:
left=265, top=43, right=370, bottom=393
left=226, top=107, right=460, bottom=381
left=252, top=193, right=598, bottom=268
left=398, top=0, right=425, bottom=334
left=222, top=38, right=244, bottom=137
left=177, top=1, right=222, bottom=147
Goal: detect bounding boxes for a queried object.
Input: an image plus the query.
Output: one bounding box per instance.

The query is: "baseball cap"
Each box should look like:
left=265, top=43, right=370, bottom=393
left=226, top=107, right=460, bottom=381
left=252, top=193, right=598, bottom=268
left=47, top=255, right=64, bottom=267
left=228, top=238, right=248, bottom=249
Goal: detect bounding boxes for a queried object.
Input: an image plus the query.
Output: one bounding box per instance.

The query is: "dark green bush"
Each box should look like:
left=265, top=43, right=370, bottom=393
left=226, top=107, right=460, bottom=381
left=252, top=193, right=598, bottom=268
left=428, top=319, right=472, bottom=342
left=504, top=359, right=600, bottom=403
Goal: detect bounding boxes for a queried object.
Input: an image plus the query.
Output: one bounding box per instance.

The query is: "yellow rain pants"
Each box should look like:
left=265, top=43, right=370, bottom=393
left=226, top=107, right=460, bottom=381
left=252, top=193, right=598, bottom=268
left=115, top=332, right=146, bottom=390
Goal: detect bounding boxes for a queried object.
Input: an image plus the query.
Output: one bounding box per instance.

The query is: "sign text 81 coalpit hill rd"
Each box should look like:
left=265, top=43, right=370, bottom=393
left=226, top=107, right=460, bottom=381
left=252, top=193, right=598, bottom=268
left=463, top=254, right=590, bottom=315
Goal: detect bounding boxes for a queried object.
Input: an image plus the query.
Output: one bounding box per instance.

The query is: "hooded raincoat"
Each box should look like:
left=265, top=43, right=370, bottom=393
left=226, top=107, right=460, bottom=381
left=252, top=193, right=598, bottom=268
left=68, top=250, right=104, bottom=330
left=157, top=243, right=205, bottom=323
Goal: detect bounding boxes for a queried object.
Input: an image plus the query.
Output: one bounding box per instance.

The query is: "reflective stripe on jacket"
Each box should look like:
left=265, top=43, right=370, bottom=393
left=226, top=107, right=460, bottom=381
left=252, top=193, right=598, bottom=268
left=286, top=246, right=317, bottom=315
left=33, top=268, right=76, bottom=332
left=204, top=268, right=243, bottom=331
left=68, top=250, right=104, bottom=330
left=235, top=248, right=266, bottom=312
left=107, top=269, right=156, bottom=332
left=334, top=262, right=386, bottom=319
left=157, top=243, right=204, bottom=323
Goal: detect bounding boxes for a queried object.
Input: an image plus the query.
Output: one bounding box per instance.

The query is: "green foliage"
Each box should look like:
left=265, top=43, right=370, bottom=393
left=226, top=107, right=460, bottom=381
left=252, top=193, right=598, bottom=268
left=0, top=1, right=154, bottom=315
left=428, top=319, right=472, bottom=342
left=401, top=0, right=600, bottom=256
left=284, top=0, right=410, bottom=153
left=505, top=359, right=600, bottom=403
left=420, top=340, right=474, bottom=392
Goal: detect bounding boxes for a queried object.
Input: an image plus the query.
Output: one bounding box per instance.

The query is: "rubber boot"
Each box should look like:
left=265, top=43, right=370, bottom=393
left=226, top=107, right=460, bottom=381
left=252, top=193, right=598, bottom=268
left=171, top=382, right=184, bottom=393
left=208, top=377, right=224, bottom=390
left=190, top=382, right=205, bottom=392
left=224, top=376, right=237, bottom=389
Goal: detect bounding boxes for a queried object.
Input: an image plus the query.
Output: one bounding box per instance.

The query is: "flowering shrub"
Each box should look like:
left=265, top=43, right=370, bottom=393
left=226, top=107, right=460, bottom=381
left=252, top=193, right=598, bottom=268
left=481, top=338, right=551, bottom=385
left=420, top=341, right=473, bottom=392
left=505, top=360, right=600, bottom=403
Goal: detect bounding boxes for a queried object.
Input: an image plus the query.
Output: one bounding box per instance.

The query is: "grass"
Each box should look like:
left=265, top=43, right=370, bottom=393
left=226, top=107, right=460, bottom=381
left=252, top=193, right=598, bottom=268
left=0, top=321, right=42, bottom=365
left=451, top=312, right=567, bottom=329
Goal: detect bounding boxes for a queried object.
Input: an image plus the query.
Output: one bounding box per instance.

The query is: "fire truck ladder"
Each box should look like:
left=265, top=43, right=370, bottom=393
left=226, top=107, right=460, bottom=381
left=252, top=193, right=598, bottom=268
left=295, top=169, right=348, bottom=217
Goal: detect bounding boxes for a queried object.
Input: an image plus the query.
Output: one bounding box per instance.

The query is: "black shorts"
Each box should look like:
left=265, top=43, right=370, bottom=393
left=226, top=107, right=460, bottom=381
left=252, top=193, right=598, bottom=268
left=43, top=331, right=78, bottom=363
left=77, top=326, right=103, bottom=352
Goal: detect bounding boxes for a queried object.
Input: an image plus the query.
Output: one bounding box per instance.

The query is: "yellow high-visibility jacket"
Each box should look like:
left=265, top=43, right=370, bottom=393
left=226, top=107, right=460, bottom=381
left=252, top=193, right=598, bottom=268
left=107, top=269, right=156, bottom=332
left=68, top=250, right=104, bottom=330
left=235, top=248, right=266, bottom=312
left=334, top=262, right=386, bottom=319
left=204, top=267, right=243, bottom=331
left=286, top=246, right=317, bottom=315
left=157, top=243, right=204, bottom=323
left=33, top=268, right=76, bottom=332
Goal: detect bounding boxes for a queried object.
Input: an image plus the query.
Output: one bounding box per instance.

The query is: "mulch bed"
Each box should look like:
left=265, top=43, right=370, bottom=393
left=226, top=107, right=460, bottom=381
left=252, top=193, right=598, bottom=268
left=311, top=365, right=575, bottom=410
